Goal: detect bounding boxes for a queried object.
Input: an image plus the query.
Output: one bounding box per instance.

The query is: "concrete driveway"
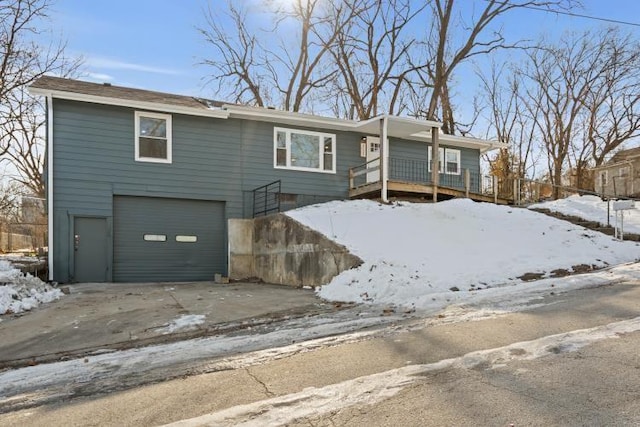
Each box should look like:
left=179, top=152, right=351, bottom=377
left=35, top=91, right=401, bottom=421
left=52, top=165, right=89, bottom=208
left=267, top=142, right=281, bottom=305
left=0, top=281, right=338, bottom=369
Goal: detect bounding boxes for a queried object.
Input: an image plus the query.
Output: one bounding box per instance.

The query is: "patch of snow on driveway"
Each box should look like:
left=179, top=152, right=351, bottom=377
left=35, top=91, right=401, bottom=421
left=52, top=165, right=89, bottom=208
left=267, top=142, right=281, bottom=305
left=162, top=314, right=206, bottom=334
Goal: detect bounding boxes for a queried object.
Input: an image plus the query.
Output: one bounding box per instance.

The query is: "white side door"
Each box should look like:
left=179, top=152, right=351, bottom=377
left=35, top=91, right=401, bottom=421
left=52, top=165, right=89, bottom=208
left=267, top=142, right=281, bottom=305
left=366, top=136, right=380, bottom=183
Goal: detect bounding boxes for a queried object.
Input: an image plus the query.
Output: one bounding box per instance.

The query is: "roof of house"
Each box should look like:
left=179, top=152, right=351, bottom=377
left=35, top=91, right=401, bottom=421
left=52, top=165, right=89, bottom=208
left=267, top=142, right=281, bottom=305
left=29, top=76, right=505, bottom=152
left=609, top=147, right=640, bottom=164
left=30, top=75, right=226, bottom=110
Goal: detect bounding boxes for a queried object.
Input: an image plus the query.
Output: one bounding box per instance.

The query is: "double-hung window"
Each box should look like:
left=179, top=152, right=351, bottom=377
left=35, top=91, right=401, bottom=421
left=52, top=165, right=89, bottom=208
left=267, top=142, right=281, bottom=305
left=599, top=170, right=608, bottom=187
left=274, top=127, right=336, bottom=173
left=428, top=147, right=461, bottom=175
left=135, top=111, right=172, bottom=163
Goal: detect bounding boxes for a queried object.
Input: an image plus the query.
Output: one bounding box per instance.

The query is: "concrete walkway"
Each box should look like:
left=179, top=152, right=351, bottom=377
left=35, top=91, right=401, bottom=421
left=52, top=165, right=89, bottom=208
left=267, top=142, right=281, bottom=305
left=0, top=281, right=337, bottom=368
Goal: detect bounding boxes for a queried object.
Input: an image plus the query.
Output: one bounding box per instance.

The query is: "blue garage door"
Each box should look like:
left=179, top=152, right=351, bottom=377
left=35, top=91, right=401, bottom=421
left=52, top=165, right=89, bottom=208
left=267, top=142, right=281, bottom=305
left=113, top=196, right=226, bottom=282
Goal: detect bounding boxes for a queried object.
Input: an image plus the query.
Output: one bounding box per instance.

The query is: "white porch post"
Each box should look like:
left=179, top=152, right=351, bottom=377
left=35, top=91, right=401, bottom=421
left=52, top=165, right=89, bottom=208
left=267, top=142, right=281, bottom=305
left=380, top=116, right=389, bottom=203
left=431, top=126, right=439, bottom=202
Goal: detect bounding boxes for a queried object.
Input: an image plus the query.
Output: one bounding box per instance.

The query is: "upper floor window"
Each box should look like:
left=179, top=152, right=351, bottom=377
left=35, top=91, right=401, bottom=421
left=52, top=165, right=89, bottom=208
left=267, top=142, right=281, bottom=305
left=135, top=111, right=172, bottom=163
left=274, top=127, right=336, bottom=173
left=428, top=147, right=461, bottom=175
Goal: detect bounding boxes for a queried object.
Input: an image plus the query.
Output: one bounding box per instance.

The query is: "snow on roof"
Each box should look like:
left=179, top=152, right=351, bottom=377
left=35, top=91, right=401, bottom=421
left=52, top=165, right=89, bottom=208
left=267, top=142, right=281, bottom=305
left=287, top=199, right=640, bottom=309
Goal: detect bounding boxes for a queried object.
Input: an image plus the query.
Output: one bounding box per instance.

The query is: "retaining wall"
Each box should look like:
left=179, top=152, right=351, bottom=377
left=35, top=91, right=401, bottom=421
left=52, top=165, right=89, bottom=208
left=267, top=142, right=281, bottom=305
left=229, top=214, right=362, bottom=287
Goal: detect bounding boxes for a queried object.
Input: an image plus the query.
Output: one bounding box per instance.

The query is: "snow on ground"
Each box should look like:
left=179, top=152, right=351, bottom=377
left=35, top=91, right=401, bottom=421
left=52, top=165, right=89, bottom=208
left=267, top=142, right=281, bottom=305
left=164, top=315, right=640, bottom=427
left=0, top=260, right=62, bottom=315
left=3, top=263, right=640, bottom=410
left=287, top=199, right=640, bottom=309
left=162, top=314, right=206, bottom=334
left=530, top=194, right=640, bottom=234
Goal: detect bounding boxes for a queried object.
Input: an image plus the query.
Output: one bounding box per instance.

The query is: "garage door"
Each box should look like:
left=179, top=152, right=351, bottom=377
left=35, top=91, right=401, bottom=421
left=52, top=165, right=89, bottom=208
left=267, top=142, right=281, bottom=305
left=113, top=196, right=226, bottom=282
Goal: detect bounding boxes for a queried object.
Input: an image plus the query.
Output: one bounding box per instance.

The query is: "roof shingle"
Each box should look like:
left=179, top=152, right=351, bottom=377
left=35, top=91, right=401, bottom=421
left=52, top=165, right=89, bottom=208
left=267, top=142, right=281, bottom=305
left=30, top=75, right=226, bottom=110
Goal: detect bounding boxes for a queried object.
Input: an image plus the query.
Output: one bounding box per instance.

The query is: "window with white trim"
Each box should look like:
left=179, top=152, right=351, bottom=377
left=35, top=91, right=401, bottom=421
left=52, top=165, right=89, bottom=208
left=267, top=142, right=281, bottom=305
left=620, top=166, right=630, bottom=177
left=274, top=127, right=336, bottom=173
left=599, top=170, right=608, bottom=187
left=428, top=147, right=461, bottom=175
left=135, top=111, right=172, bottom=163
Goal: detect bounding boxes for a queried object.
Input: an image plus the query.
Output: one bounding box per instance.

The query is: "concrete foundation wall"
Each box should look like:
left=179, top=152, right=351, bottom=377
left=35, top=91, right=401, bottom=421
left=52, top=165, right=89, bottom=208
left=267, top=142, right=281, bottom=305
left=229, top=214, right=362, bottom=287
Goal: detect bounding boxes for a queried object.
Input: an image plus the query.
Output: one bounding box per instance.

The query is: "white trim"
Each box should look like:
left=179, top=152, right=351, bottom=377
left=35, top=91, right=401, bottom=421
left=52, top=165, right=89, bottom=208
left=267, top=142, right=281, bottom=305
left=428, top=147, right=461, bottom=175
left=135, top=111, right=172, bottom=164
left=28, top=87, right=231, bottom=119
left=444, top=148, right=461, bottom=175
left=273, top=127, right=336, bottom=174
left=46, top=94, right=54, bottom=281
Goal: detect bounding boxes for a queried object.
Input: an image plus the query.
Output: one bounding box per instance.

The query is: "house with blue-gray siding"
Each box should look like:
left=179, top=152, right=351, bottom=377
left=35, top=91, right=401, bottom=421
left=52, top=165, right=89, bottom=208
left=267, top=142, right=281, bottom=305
left=30, top=76, right=504, bottom=284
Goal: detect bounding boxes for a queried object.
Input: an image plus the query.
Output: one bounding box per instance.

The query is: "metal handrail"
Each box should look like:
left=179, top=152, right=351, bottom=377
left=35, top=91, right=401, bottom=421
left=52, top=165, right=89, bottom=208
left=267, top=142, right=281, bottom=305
left=252, top=180, right=281, bottom=217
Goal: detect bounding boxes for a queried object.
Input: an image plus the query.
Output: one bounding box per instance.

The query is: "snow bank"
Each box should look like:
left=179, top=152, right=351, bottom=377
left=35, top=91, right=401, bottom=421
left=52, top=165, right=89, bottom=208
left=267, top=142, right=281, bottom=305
left=530, top=194, right=640, bottom=234
left=0, top=260, right=63, bottom=315
left=287, top=199, right=640, bottom=308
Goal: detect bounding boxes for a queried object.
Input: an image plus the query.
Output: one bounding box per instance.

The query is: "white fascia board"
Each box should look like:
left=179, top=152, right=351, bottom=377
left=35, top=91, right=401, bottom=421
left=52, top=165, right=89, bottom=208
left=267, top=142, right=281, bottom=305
left=441, top=134, right=506, bottom=153
left=28, top=87, right=231, bottom=119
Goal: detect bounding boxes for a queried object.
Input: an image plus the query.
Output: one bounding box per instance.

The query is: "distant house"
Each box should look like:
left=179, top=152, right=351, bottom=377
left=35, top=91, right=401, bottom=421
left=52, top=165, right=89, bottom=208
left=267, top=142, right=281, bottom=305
left=30, top=76, right=504, bottom=284
left=592, top=147, right=640, bottom=198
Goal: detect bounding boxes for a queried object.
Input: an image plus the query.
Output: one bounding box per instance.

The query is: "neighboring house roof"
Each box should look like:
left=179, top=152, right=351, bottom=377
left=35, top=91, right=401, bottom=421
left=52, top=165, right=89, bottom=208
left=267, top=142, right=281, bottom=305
left=29, top=76, right=505, bottom=152
left=592, top=146, right=640, bottom=170
left=609, top=147, right=640, bottom=164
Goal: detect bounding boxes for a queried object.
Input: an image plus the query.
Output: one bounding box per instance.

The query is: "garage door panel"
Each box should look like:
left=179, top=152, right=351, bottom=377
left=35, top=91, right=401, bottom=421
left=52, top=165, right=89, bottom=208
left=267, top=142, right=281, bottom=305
left=113, top=196, right=225, bottom=282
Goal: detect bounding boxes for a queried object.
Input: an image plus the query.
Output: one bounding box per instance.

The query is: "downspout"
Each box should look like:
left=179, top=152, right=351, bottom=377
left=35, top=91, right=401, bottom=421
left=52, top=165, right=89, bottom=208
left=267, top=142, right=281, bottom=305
left=431, top=126, right=439, bottom=202
left=46, top=94, right=54, bottom=281
left=380, top=116, right=389, bottom=203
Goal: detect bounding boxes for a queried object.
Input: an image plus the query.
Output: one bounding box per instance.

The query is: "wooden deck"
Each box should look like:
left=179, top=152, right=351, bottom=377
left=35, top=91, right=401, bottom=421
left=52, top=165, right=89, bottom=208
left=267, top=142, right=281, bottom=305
left=349, top=180, right=512, bottom=204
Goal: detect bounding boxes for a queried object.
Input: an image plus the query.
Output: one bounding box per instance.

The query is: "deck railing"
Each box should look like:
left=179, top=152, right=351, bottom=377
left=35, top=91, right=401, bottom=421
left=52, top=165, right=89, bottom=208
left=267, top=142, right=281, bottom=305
left=388, top=157, right=487, bottom=195
left=349, top=158, right=381, bottom=189
left=348, top=156, right=513, bottom=201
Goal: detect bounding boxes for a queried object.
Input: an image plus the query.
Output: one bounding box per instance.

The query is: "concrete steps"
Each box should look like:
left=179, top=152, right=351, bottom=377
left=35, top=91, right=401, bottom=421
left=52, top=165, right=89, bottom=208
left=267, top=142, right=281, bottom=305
left=530, top=208, right=640, bottom=241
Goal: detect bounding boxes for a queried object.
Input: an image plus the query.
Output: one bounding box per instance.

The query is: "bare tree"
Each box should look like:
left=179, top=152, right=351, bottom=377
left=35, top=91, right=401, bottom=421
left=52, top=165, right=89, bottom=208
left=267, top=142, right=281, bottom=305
left=478, top=61, right=540, bottom=181
left=580, top=30, right=640, bottom=178
left=327, top=0, right=427, bottom=119
left=415, top=0, right=576, bottom=135
left=199, top=0, right=361, bottom=112
left=517, top=28, right=640, bottom=197
left=1, top=0, right=68, bottom=140
left=2, top=88, right=45, bottom=196
left=1, top=0, right=80, bottom=197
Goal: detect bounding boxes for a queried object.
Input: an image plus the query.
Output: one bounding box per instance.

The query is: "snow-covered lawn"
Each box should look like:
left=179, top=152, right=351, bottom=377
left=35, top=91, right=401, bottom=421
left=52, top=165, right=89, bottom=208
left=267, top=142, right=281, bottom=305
left=0, top=259, right=63, bottom=316
left=530, top=194, right=640, bottom=234
left=287, top=199, right=640, bottom=309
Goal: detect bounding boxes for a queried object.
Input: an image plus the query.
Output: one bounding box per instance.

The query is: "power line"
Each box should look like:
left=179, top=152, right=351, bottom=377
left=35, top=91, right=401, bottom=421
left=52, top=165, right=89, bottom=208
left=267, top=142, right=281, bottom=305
left=488, top=1, right=640, bottom=28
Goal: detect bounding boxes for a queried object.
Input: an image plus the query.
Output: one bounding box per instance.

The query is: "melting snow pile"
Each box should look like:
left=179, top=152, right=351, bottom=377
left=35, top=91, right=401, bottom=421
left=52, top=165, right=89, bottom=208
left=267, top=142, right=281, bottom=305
left=162, top=314, right=206, bottom=334
left=287, top=199, right=640, bottom=308
left=530, top=194, right=640, bottom=234
left=0, top=259, right=63, bottom=315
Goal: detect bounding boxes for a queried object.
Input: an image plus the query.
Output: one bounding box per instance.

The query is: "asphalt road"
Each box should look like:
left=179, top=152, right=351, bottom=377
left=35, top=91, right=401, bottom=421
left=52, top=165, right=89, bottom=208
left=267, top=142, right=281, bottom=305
left=1, top=280, right=639, bottom=426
